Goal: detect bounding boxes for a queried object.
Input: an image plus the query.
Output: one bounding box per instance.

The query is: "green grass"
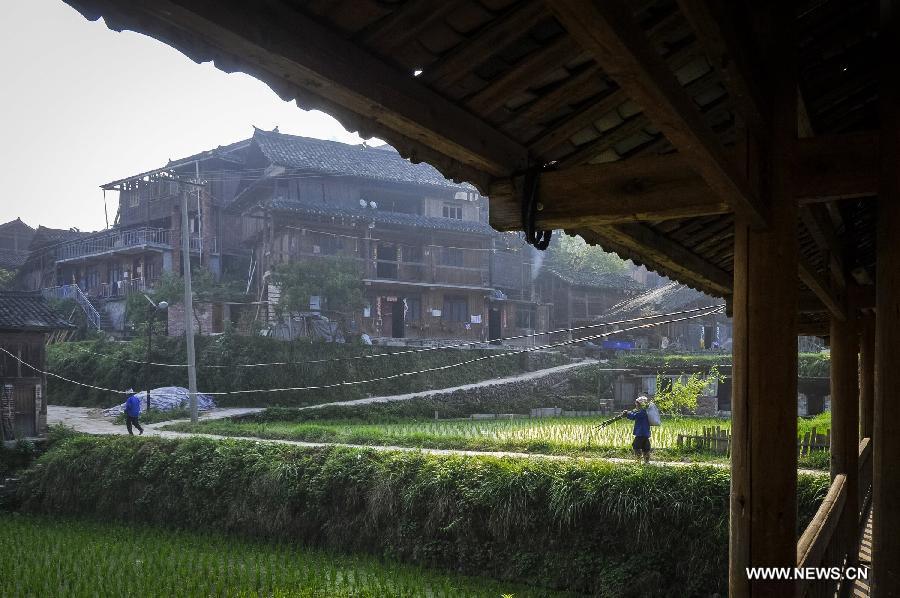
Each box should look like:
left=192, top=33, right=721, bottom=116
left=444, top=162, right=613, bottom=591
left=0, top=513, right=554, bottom=597
left=15, top=435, right=831, bottom=595
left=166, top=412, right=833, bottom=469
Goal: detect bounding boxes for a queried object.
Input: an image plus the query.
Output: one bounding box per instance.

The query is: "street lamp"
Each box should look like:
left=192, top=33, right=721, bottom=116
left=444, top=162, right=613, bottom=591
left=143, top=295, right=168, bottom=413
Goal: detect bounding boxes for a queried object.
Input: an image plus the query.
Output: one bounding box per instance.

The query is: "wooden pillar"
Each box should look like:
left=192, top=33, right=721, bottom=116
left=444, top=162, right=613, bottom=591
left=872, top=0, right=900, bottom=592
left=830, top=314, right=858, bottom=565
left=859, top=313, right=875, bottom=441
left=729, top=8, right=797, bottom=596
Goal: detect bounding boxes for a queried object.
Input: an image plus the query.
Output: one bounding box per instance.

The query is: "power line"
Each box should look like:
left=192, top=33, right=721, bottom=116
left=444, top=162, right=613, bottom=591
left=1, top=307, right=722, bottom=398
left=201, top=307, right=725, bottom=395
left=67, top=306, right=723, bottom=369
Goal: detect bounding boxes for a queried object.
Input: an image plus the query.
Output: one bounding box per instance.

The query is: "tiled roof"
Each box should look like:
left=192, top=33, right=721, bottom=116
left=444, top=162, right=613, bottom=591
left=0, top=291, right=74, bottom=331
left=270, top=198, right=495, bottom=235
left=29, top=226, right=94, bottom=250
left=0, top=249, right=29, bottom=270
left=604, top=281, right=724, bottom=317
left=253, top=129, right=473, bottom=190
left=544, top=264, right=645, bottom=291
left=0, top=218, right=35, bottom=234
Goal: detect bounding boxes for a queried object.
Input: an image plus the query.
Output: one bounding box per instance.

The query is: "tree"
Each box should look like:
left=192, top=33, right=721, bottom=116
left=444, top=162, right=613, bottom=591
left=654, top=366, right=724, bottom=414
left=273, top=258, right=364, bottom=326
left=546, top=233, right=628, bottom=275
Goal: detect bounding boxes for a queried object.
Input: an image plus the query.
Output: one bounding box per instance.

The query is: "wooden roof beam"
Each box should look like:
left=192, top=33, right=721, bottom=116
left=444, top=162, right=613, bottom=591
left=799, top=205, right=847, bottom=290
left=65, top=0, right=529, bottom=184
left=799, top=257, right=847, bottom=321
left=488, top=153, right=729, bottom=230
left=549, top=0, right=768, bottom=227
left=794, top=132, right=879, bottom=202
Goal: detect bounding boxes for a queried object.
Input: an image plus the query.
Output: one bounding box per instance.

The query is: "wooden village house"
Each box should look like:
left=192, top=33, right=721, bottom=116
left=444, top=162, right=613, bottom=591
left=0, top=292, right=72, bottom=441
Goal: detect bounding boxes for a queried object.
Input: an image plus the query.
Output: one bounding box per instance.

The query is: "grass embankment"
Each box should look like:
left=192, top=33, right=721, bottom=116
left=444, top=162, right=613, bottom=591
left=167, top=411, right=834, bottom=469
left=47, top=334, right=568, bottom=408
left=113, top=408, right=191, bottom=426
left=0, top=514, right=546, bottom=598
left=15, top=435, right=829, bottom=596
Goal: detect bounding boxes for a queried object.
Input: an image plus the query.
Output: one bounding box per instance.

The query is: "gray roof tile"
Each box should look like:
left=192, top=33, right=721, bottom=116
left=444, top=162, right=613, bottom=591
left=0, top=291, right=74, bottom=331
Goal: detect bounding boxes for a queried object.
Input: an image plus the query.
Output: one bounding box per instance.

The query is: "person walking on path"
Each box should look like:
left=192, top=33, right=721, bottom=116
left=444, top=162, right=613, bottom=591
left=123, top=391, right=144, bottom=436
left=623, top=396, right=651, bottom=463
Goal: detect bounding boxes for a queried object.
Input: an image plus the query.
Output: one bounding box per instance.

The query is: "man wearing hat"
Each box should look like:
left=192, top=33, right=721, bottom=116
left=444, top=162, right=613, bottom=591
left=622, top=396, right=652, bottom=463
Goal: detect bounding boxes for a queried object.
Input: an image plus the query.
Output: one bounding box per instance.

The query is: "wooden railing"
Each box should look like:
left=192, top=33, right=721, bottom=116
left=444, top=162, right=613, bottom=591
left=797, top=474, right=847, bottom=597
left=795, top=437, right=873, bottom=597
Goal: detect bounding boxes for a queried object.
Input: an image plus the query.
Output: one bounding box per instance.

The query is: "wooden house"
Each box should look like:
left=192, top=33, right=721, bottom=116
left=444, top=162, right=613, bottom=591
left=0, top=292, right=72, bottom=441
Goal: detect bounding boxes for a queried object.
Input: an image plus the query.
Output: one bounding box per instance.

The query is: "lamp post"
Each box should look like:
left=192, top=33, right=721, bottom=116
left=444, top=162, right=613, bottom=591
left=143, top=295, right=168, bottom=413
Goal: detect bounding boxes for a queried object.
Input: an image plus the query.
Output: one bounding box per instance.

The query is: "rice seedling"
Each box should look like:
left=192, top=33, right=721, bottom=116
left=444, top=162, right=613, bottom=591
left=0, top=513, right=561, bottom=597
left=167, top=412, right=832, bottom=468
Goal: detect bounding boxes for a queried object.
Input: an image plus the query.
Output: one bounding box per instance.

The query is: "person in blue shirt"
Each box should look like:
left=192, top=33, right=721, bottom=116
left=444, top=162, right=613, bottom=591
left=123, top=391, right=144, bottom=436
left=623, top=396, right=651, bottom=463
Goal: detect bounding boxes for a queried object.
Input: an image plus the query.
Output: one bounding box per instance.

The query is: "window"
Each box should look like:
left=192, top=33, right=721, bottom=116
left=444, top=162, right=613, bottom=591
left=127, top=192, right=140, bottom=208
left=442, top=296, right=468, bottom=322
left=515, top=306, right=534, bottom=329
left=405, top=296, right=421, bottom=321
left=442, top=247, right=464, bottom=267
left=442, top=204, right=463, bottom=219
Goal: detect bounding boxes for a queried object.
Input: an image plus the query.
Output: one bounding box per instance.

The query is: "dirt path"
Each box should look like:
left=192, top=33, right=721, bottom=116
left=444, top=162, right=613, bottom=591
left=45, top=405, right=825, bottom=475
left=301, top=358, right=595, bottom=409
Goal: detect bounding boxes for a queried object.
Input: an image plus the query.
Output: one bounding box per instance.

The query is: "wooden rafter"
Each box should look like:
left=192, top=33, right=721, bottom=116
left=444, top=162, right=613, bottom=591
left=799, top=205, right=846, bottom=290
left=548, top=0, right=768, bottom=227
left=579, top=224, right=733, bottom=296
left=794, top=132, right=879, bottom=202
left=66, top=0, right=528, bottom=184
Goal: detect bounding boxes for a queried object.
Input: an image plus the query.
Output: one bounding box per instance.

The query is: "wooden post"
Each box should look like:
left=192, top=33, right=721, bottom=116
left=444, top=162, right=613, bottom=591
left=859, top=313, right=875, bottom=441
left=729, top=8, right=797, bottom=595
left=829, top=314, right=858, bottom=565
left=872, top=0, right=900, bottom=592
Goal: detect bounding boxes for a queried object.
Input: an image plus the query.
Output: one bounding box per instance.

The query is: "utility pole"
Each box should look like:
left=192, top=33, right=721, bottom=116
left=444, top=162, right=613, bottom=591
left=180, top=181, right=200, bottom=423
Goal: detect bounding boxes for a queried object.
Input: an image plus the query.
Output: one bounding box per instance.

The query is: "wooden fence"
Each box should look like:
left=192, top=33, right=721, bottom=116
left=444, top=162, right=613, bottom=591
left=676, top=426, right=831, bottom=456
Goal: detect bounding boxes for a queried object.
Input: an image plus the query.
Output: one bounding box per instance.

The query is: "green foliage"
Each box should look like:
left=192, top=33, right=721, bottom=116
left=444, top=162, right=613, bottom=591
left=546, top=234, right=628, bottom=275
left=653, top=367, right=724, bottom=414
left=0, top=268, right=15, bottom=290
left=0, top=439, right=37, bottom=477
left=16, top=436, right=829, bottom=596
left=45, top=335, right=568, bottom=408
left=0, top=514, right=544, bottom=597
left=273, top=258, right=365, bottom=318
left=798, top=352, right=831, bottom=378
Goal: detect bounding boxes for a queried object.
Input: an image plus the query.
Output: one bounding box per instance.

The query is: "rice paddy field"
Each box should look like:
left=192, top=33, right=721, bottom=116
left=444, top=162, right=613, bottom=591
left=0, top=514, right=562, bottom=597
left=166, top=412, right=832, bottom=468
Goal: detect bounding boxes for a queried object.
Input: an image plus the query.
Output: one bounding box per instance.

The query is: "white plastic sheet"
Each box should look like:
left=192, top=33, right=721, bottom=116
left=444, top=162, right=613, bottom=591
left=103, top=386, right=215, bottom=417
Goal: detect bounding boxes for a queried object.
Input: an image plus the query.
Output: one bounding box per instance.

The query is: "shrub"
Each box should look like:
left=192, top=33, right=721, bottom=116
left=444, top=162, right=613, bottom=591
left=46, top=334, right=568, bottom=409
left=17, top=435, right=829, bottom=596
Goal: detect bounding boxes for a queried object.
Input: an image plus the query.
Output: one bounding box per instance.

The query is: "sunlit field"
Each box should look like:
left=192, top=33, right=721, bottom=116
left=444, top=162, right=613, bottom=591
left=166, top=412, right=832, bottom=468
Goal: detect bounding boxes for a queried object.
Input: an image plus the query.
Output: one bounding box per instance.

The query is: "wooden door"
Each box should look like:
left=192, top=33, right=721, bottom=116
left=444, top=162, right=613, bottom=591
left=13, top=383, right=36, bottom=437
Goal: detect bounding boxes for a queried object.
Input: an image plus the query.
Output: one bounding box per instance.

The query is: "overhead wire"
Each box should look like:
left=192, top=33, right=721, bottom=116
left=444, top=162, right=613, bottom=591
left=66, top=306, right=724, bottom=368
left=4, top=306, right=722, bottom=397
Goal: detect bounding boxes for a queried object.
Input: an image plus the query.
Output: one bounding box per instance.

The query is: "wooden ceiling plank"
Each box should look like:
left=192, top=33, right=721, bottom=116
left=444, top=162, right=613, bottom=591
left=465, top=35, right=581, bottom=115
left=488, top=152, right=729, bottom=230
left=677, top=0, right=768, bottom=130
left=549, top=0, right=767, bottom=227
left=359, top=0, right=456, bottom=51
left=421, top=0, right=547, bottom=89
